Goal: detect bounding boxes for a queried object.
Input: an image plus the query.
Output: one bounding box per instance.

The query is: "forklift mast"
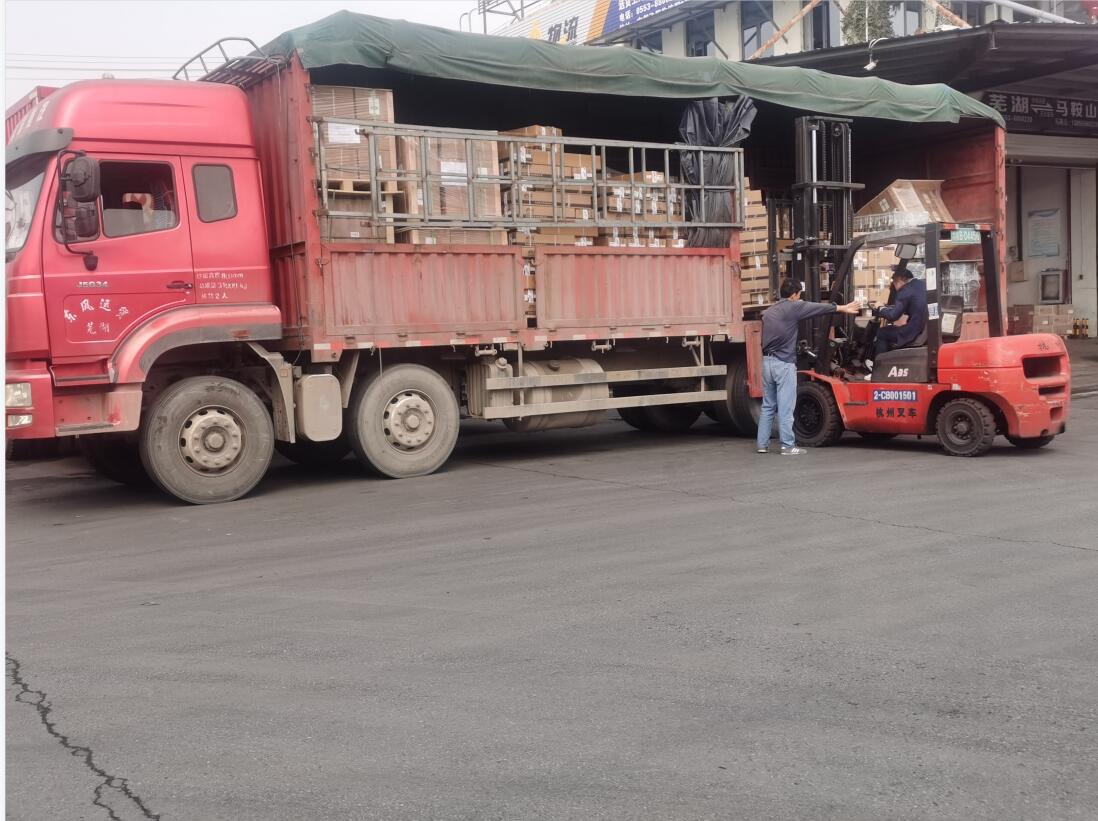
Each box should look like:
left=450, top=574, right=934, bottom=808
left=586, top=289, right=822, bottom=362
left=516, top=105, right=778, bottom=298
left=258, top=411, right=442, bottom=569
left=789, top=116, right=864, bottom=375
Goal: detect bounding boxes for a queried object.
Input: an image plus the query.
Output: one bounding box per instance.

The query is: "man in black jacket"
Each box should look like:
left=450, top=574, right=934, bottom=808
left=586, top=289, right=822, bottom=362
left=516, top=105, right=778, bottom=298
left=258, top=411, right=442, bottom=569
left=871, top=268, right=928, bottom=360
left=756, top=279, right=859, bottom=455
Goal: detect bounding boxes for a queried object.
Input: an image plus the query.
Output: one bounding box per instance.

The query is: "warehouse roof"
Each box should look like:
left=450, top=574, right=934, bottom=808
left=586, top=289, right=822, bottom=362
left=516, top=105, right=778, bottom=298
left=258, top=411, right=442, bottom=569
left=260, top=11, right=1003, bottom=127
left=755, top=22, right=1098, bottom=97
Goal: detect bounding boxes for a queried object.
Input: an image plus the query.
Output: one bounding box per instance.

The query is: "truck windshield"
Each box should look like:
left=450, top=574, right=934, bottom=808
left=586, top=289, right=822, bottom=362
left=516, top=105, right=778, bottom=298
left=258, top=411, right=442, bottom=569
left=5, top=155, right=50, bottom=259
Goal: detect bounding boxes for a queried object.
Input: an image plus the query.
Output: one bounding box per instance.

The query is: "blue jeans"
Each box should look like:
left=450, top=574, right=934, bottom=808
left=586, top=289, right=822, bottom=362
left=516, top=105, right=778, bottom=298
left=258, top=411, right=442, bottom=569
left=756, top=356, right=797, bottom=449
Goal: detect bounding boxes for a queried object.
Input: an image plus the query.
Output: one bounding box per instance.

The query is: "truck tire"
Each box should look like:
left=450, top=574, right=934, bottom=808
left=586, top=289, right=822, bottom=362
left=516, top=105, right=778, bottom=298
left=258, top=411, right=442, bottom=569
left=347, top=364, right=459, bottom=479
left=712, top=356, right=761, bottom=436
left=275, top=435, right=351, bottom=468
left=618, top=406, right=656, bottom=431
left=78, top=435, right=149, bottom=485
left=936, top=397, right=996, bottom=457
left=139, top=376, right=274, bottom=504
left=1006, top=434, right=1055, bottom=450
left=641, top=403, right=702, bottom=432
left=794, top=381, right=844, bottom=447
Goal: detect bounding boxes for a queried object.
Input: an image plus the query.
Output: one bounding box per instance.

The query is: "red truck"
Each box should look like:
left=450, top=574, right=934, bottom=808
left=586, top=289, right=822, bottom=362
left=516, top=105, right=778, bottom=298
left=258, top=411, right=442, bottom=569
left=5, top=13, right=1066, bottom=503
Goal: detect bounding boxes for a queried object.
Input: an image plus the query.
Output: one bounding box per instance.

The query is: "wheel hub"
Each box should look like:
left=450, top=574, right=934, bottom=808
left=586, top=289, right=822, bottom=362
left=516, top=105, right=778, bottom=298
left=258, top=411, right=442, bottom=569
left=950, top=415, right=973, bottom=440
left=179, top=407, right=244, bottom=472
left=384, top=391, right=436, bottom=451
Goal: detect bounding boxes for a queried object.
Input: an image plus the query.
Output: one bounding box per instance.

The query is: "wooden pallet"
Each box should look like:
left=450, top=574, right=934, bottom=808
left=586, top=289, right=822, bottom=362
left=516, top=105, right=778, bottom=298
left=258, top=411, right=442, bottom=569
left=323, top=177, right=400, bottom=195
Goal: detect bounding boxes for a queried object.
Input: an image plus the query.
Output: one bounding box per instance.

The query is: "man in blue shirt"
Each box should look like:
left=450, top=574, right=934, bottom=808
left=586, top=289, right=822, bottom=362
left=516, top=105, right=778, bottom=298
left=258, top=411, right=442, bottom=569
left=756, top=279, right=860, bottom=455
left=870, top=268, right=928, bottom=361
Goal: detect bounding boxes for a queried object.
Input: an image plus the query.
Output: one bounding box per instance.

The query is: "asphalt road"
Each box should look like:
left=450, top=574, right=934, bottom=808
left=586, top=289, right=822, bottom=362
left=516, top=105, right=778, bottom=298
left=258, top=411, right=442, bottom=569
left=7, top=399, right=1098, bottom=821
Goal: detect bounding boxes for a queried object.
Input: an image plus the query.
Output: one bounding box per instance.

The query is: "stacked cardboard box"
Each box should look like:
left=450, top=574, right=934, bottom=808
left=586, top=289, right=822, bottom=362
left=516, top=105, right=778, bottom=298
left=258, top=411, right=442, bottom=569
left=395, top=228, right=509, bottom=246
left=310, top=86, right=398, bottom=188
left=503, top=183, right=599, bottom=224
left=321, top=192, right=395, bottom=244
left=851, top=246, right=897, bottom=307
left=602, top=172, right=683, bottom=220
left=594, top=226, right=688, bottom=249
left=739, top=182, right=773, bottom=305
left=396, top=136, right=502, bottom=221
left=1008, top=304, right=1075, bottom=336
left=499, top=147, right=602, bottom=181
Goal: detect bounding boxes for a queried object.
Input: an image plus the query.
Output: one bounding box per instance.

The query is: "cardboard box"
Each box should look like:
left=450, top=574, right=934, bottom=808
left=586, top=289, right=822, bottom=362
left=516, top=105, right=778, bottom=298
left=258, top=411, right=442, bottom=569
left=397, top=136, right=501, bottom=219
left=396, top=228, right=509, bottom=246
left=504, top=184, right=598, bottom=209
left=854, top=180, right=955, bottom=233
left=500, top=148, right=603, bottom=171
left=322, top=193, right=394, bottom=243
left=511, top=226, right=598, bottom=246
left=311, top=86, right=397, bottom=185
left=502, top=125, right=562, bottom=139
left=607, top=170, right=668, bottom=186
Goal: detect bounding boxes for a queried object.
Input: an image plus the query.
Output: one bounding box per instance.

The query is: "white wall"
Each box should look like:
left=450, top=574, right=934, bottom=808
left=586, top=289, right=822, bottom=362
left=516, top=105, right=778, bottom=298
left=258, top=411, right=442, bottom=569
left=662, top=20, right=686, bottom=57
left=771, top=0, right=807, bottom=56
left=1007, top=166, right=1071, bottom=308
left=1070, top=168, right=1098, bottom=325
left=714, top=3, right=743, bottom=61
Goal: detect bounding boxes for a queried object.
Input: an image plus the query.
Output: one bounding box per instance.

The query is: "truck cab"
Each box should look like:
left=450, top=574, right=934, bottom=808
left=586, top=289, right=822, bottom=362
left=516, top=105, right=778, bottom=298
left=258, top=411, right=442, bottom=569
left=5, top=80, right=279, bottom=441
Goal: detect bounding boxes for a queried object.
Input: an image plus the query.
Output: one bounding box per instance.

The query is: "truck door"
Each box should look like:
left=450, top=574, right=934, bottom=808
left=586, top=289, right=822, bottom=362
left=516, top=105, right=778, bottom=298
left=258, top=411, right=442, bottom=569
left=181, top=157, right=272, bottom=307
left=42, top=156, right=195, bottom=363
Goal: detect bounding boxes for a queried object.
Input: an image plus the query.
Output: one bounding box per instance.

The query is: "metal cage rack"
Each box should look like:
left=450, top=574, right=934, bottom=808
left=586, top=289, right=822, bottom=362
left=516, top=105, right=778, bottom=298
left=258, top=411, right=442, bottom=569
left=310, top=119, right=746, bottom=235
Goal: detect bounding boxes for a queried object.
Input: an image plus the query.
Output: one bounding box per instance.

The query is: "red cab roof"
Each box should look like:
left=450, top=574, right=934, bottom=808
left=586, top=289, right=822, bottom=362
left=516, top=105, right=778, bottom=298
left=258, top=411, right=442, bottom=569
left=13, top=79, right=256, bottom=154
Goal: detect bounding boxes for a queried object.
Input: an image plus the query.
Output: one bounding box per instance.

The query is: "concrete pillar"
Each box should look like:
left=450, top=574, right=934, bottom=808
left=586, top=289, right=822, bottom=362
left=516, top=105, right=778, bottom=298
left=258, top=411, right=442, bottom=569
left=771, top=0, right=807, bottom=56
left=662, top=20, right=687, bottom=57
left=714, top=3, right=743, bottom=61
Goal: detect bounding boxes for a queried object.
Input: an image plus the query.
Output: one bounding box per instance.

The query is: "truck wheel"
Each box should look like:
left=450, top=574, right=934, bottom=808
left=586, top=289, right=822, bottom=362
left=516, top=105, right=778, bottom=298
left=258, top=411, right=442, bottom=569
left=641, top=403, right=702, bottom=432
left=347, top=364, right=459, bottom=479
left=275, top=435, right=351, bottom=468
left=78, top=435, right=149, bottom=485
left=794, top=381, right=844, bottom=447
left=1006, top=434, right=1055, bottom=450
left=139, top=376, right=274, bottom=504
left=618, top=406, right=655, bottom=431
left=712, top=356, right=760, bottom=436
left=936, top=398, right=996, bottom=457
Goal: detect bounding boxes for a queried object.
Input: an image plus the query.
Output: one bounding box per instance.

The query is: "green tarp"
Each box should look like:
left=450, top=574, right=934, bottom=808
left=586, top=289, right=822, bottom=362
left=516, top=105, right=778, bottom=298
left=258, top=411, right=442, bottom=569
left=263, top=11, right=1003, bottom=128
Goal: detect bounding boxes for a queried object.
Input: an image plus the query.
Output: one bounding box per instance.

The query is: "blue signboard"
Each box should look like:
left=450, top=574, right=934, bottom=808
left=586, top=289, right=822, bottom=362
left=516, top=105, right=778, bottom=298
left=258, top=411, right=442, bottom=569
left=602, top=0, right=690, bottom=36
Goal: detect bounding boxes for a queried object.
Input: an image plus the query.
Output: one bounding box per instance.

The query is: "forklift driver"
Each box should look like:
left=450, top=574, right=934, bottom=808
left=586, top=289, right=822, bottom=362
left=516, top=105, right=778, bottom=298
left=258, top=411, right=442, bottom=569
left=868, top=267, right=928, bottom=367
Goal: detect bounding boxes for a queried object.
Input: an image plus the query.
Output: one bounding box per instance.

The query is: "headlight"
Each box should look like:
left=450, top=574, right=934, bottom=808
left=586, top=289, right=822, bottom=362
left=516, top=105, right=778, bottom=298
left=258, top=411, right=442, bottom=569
left=7, top=414, right=33, bottom=428
left=6, top=382, right=32, bottom=408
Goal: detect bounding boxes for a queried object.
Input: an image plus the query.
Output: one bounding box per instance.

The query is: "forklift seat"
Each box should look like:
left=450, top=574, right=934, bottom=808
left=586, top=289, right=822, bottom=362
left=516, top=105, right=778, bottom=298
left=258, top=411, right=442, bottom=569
left=873, top=344, right=928, bottom=382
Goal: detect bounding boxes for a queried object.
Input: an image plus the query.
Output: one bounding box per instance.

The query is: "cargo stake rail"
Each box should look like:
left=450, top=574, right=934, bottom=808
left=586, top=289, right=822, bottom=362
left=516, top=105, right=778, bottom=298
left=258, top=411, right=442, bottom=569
left=310, top=120, right=745, bottom=237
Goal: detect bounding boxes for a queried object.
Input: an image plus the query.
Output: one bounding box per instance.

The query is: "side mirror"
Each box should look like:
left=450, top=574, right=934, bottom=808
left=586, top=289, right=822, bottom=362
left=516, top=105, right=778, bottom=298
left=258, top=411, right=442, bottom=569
left=895, top=243, right=917, bottom=262
left=65, top=156, right=101, bottom=203
left=63, top=202, right=100, bottom=242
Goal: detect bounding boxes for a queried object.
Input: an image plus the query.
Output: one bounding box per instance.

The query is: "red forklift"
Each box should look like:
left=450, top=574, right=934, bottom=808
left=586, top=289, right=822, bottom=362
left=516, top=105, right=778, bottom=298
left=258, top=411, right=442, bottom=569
left=772, top=117, right=1069, bottom=456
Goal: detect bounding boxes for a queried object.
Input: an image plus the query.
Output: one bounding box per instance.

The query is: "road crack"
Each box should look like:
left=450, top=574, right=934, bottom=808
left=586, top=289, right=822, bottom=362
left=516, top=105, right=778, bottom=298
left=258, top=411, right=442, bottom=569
left=6, top=654, right=161, bottom=821
left=472, top=459, right=1098, bottom=554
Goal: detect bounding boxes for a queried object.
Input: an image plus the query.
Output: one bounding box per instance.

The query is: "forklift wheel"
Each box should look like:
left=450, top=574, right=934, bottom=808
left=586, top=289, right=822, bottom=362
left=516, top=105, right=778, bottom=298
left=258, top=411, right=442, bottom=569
left=794, top=381, right=844, bottom=447
left=1006, top=434, right=1055, bottom=450
left=935, top=398, right=996, bottom=457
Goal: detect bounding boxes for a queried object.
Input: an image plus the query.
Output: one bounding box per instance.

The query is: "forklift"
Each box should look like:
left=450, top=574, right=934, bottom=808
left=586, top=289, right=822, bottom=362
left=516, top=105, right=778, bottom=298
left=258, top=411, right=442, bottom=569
left=779, top=117, right=1070, bottom=456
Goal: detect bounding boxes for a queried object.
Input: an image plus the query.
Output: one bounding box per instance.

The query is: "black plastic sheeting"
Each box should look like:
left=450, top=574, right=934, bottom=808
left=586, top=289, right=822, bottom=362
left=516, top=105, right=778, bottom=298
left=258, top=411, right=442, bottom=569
left=679, top=97, right=756, bottom=248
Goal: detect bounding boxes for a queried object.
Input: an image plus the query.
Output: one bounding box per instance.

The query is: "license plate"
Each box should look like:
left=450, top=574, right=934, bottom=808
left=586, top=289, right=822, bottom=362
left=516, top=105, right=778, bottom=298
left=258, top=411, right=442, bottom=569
left=950, top=228, right=980, bottom=244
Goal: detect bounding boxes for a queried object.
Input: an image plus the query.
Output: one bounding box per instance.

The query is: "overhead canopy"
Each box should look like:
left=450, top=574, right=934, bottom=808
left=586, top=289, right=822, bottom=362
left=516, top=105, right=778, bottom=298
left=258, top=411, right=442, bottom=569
left=261, top=11, right=1003, bottom=128
left=755, top=21, right=1098, bottom=97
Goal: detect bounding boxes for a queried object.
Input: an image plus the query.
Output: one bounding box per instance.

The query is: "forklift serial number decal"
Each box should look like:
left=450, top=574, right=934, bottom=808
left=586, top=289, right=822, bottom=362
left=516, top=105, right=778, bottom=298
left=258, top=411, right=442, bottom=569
left=872, top=390, right=918, bottom=402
